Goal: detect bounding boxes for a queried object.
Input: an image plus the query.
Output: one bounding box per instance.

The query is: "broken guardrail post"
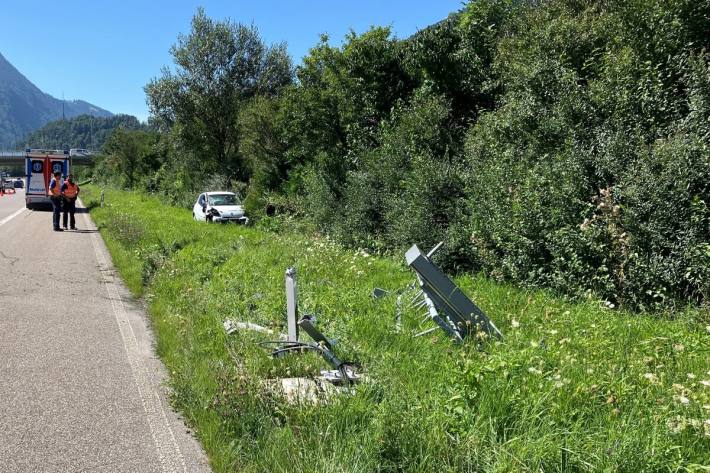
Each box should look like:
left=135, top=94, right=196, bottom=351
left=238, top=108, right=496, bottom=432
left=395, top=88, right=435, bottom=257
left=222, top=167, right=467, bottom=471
left=405, top=244, right=502, bottom=341
left=298, top=314, right=333, bottom=350
left=285, top=267, right=299, bottom=343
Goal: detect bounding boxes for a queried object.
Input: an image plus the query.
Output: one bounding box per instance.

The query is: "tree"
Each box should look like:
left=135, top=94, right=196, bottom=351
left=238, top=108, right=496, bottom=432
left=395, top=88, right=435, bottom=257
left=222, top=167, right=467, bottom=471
left=280, top=28, right=414, bottom=198
left=100, top=129, right=156, bottom=188
left=145, top=8, right=292, bottom=181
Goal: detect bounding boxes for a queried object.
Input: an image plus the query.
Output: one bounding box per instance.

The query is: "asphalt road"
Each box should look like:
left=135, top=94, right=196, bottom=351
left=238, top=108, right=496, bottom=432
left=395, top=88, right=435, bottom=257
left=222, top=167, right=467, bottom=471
left=0, top=190, right=211, bottom=473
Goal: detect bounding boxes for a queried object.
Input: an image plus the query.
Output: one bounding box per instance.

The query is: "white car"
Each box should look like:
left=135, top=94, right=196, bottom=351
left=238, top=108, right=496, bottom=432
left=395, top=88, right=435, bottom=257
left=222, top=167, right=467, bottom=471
left=193, top=191, right=249, bottom=224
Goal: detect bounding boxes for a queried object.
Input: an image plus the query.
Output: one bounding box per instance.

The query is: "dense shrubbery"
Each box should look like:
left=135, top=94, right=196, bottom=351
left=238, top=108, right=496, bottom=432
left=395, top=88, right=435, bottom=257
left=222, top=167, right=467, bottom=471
left=462, top=1, right=710, bottom=308
left=94, top=0, right=709, bottom=309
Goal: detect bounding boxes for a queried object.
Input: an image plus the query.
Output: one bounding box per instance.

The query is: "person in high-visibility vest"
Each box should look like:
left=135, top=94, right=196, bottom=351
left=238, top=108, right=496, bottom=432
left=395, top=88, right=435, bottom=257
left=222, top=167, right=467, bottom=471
left=48, top=171, right=63, bottom=231
left=61, top=174, right=80, bottom=230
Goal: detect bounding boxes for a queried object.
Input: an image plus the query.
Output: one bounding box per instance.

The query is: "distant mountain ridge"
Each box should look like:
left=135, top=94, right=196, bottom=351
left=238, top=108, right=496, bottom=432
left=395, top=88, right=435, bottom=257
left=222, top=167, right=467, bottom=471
left=0, top=51, right=112, bottom=148
left=27, top=114, right=144, bottom=151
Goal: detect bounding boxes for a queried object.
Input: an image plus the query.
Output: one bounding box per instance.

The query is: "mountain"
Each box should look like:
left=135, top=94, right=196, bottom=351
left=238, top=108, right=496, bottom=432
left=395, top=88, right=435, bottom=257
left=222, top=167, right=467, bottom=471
left=0, top=51, right=112, bottom=148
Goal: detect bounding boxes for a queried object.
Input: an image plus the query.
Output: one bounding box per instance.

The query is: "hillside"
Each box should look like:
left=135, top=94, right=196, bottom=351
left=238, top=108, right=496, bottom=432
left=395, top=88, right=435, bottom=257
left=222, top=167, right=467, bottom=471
left=0, top=52, right=112, bottom=148
left=26, top=114, right=144, bottom=151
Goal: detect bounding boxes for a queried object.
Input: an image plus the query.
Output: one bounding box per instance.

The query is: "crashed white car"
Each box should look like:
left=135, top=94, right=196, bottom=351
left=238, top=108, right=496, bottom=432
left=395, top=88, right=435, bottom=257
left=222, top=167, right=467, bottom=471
left=193, top=192, right=249, bottom=224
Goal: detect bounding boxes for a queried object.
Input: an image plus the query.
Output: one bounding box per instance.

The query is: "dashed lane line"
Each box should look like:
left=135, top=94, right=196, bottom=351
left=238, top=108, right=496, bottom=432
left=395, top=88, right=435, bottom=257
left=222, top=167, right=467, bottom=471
left=0, top=208, right=25, bottom=228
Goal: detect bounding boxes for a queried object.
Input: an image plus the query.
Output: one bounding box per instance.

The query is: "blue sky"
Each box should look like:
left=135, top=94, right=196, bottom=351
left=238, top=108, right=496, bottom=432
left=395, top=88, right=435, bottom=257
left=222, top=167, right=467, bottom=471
left=2, top=1, right=464, bottom=122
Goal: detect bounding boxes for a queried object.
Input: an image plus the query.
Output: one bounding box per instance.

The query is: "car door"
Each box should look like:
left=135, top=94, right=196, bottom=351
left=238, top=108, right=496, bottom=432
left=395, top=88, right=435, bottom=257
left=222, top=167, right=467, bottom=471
left=194, top=194, right=206, bottom=220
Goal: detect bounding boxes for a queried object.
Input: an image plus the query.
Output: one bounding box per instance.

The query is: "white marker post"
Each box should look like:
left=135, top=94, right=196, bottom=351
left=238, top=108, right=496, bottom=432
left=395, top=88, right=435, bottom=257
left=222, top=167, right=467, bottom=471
left=285, top=267, right=298, bottom=342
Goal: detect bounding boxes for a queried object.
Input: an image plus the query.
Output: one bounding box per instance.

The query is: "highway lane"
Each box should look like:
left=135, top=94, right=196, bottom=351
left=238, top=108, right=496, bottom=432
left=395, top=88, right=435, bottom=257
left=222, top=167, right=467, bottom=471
left=0, top=196, right=211, bottom=472
left=0, top=187, right=26, bottom=224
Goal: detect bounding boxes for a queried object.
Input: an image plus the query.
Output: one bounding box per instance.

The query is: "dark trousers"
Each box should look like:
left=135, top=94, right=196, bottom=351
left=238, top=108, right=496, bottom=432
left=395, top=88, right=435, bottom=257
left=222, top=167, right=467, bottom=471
left=51, top=197, right=62, bottom=229
left=63, top=198, right=76, bottom=229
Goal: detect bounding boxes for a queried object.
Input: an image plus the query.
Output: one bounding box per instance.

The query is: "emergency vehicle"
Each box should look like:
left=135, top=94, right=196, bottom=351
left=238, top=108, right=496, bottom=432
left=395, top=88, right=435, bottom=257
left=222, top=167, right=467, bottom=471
left=25, top=149, right=70, bottom=209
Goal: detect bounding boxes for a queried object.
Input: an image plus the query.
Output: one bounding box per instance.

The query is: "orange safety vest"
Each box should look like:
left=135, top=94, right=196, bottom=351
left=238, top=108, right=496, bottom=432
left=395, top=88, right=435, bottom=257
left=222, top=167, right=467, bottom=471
left=49, top=178, right=62, bottom=197
left=64, top=181, right=79, bottom=199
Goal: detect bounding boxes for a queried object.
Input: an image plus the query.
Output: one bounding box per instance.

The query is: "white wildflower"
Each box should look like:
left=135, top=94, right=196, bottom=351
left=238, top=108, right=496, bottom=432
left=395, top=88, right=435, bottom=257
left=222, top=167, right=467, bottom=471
left=674, top=395, right=691, bottom=405
left=643, top=373, right=659, bottom=384
left=511, top=319, right=520, bottom=329
left=667, top=416, right=686, bottom=434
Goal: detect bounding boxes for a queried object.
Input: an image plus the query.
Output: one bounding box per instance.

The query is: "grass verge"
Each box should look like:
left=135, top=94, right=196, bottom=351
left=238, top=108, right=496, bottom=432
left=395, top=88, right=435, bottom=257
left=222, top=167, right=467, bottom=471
left=83, top=185, right=709, bottom=472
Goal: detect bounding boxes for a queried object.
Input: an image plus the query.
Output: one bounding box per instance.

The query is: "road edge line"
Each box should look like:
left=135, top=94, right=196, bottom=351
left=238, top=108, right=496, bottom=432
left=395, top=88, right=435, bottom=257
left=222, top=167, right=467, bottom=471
left=80, top=200, right=188, bottom=473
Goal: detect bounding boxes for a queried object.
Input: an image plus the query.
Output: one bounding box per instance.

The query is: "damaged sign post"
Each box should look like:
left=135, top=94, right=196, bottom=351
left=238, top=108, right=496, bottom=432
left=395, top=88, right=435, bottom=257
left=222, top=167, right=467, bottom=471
left=285, top=267, right=299, bottom=343
left=256, top=267, right=362, bottom=385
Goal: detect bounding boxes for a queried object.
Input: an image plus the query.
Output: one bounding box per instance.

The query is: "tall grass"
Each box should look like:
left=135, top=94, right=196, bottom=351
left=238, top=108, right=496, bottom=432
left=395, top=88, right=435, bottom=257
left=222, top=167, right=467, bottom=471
left=84, top=186, right=709, bottom=472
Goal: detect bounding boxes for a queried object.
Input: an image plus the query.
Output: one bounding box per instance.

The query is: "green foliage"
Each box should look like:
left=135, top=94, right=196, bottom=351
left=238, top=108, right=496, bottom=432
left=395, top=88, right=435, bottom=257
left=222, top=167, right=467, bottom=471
left=25, top=114, right=143, bottom=150
left=278, top=28, right=415, bottom=191
left=145, top=7, right=292, bottom=184
left=136, top=2, right=708, bottom=308
left=84, top=187, right=710, bottom=472
left=95, top=129, right=161, bottom=189
left=302, top=87, right=469, bottom=266
left=237, top=96, right=289, bottom=216
left=463, top=0, right=710, bottom=308
left=402, top=0, right=514, bottom=117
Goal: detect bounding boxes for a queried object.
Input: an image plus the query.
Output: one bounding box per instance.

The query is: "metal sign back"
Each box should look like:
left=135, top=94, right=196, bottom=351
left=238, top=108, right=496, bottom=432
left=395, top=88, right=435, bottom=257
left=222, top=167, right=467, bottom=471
left=406, top=245, right=502, bottom=340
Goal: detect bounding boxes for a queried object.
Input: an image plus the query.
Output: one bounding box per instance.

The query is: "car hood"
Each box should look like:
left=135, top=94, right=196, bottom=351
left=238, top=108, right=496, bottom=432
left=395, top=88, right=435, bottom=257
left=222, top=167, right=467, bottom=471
left=210, top=205, right=245, bottom=214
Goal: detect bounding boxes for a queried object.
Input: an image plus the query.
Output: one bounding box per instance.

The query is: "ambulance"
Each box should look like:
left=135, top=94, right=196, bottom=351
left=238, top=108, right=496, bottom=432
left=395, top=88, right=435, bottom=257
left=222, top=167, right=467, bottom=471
left=25, top=149, right=71, bottom=209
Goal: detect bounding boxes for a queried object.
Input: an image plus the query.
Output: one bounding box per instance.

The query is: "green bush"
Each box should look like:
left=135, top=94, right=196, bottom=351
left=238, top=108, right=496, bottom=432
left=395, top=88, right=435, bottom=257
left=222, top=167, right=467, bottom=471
left=462, top=0, right=709, bottom=308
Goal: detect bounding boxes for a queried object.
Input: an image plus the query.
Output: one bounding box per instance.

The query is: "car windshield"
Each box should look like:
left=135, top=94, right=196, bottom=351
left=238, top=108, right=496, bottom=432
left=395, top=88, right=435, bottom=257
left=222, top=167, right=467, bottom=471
left=208, top=194, right=239, bottom=206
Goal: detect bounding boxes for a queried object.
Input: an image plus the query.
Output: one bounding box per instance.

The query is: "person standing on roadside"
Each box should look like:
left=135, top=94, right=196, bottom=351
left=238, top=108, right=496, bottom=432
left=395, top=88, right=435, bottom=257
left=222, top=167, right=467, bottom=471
left=61, top=174, right=80, bottom=230
left=48, top=171, right=63, bottom=232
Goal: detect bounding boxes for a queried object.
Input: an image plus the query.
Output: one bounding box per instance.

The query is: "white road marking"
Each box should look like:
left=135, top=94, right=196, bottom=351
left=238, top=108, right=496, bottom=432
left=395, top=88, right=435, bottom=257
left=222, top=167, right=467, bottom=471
left=80, top=203, right=187, bottom=473
left=0, top=208, right=25, bottom=228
